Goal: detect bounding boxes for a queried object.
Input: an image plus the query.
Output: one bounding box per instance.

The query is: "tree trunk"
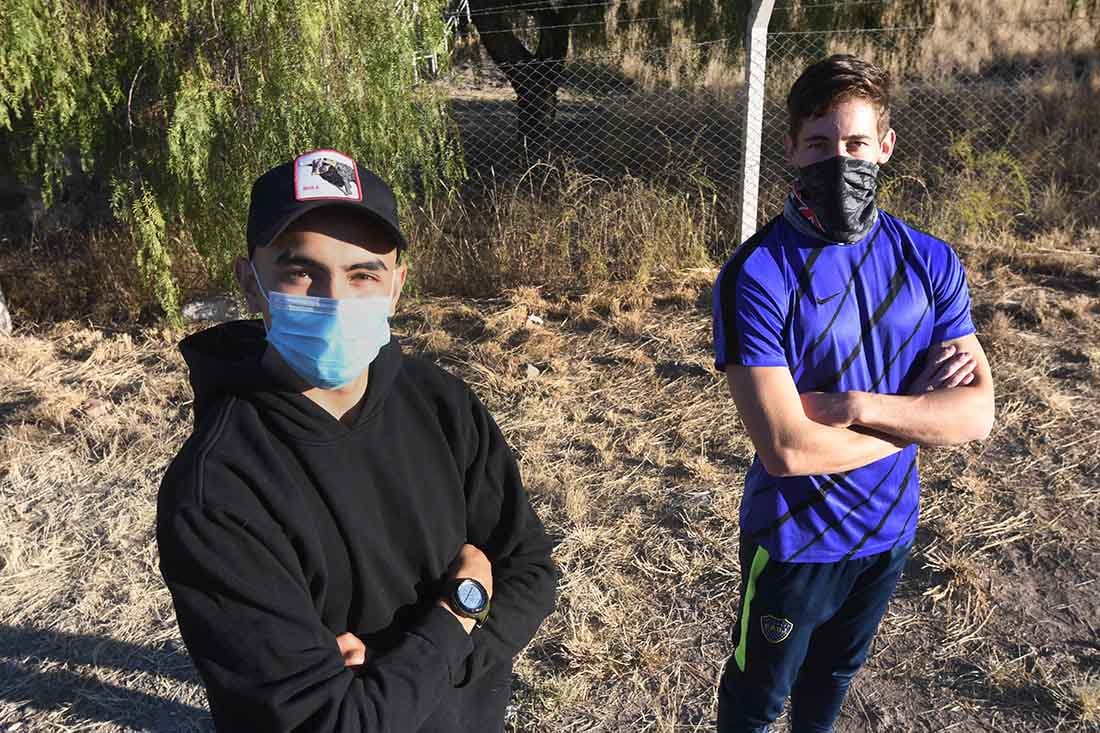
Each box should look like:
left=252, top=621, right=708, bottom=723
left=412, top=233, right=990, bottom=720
left=471, top=4, right=577, bottom=162
left=512, top=59, right=564, bottom=159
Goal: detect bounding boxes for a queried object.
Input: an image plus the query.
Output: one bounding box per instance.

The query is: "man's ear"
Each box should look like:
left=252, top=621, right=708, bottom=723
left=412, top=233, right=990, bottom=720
left=390, top=264, right=408, bottom=315
left=877, top=128, right=897, bottom=165
left=234, top=256, right=264, bottom=314
left=784, top=133, right=796, bottom=165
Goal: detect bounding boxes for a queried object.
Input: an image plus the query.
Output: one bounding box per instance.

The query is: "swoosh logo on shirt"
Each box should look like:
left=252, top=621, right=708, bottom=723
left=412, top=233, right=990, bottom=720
left=791, top=243, right=876, bottom=376
left=812, top=288, right=846, bottom=305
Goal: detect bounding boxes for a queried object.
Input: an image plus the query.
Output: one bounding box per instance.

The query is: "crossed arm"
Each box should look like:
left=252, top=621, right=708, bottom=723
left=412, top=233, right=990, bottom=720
left=160, top=397, right=555, bottom=731
left=728, top=334, right=995, bottom=478
left=162, top=504, right=551, bottom=732
left=336, top=544, right=493, bottom=668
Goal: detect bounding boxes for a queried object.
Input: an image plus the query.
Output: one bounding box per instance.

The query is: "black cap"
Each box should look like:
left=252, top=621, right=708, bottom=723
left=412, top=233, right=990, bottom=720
left=246, top=149, right=408, bottom=257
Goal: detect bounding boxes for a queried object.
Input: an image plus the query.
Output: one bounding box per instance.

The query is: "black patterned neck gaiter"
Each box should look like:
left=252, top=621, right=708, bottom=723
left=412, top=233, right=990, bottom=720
left=792, top=156, right=880, bottom=243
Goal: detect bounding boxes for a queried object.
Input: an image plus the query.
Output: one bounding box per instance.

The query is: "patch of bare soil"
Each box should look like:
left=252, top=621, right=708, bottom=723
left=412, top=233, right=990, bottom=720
left=1, top=237, right=1098, bottom=731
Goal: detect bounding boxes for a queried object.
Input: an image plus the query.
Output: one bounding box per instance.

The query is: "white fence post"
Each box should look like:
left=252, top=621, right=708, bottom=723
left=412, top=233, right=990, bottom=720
left=0, top=283, right=11, bottom=336
left=739, top=0, right=776, bottom=244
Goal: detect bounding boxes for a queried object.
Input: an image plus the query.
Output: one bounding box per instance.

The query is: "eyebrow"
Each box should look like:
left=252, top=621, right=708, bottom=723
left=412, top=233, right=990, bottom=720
left=803, top=133, right=873, bottom=143
left=272, top=251, right=389, bottom=272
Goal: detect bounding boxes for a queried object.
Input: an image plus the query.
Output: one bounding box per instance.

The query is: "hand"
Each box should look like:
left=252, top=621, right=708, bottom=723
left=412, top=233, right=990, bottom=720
left=439, top=544, right=493, bottom=634
left=451, top=544, right=493, bottom=598
left=800, top=391, right=863, bottom=428
left=336, top=632, right=367, bottom=668
left=909, top=344, right=977, bottom=394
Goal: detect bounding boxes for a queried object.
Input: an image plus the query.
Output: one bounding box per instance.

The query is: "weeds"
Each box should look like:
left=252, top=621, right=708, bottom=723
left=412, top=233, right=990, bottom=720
left=406, top=164, right=717, bottom=297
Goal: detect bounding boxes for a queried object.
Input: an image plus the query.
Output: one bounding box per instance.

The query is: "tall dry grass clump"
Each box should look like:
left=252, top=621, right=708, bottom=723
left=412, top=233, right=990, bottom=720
left=0, top=226, right=209, bottom=327
left=406, top=164, right=718, bottom=297
left=913, top=0, right=1097, bottom=77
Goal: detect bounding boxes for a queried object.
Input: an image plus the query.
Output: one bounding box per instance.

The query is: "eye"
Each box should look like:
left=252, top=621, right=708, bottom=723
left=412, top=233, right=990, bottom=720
left=279, top=269, right=311, bottom=284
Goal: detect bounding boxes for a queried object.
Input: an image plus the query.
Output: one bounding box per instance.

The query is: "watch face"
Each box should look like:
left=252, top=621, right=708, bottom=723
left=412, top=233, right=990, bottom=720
left=455, top=578, right=488, bottom=614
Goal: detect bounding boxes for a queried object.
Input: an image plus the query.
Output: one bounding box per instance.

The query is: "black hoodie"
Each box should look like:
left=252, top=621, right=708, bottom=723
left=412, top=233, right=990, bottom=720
left=157, top=320, right=556, bottom=732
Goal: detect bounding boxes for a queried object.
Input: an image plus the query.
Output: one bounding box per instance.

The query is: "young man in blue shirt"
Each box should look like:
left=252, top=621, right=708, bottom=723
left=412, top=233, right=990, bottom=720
left=712, top=55, right=995, bottom=732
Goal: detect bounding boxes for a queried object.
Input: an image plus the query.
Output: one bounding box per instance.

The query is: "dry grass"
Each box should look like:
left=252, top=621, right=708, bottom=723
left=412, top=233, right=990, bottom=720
left=0, top=226, right=209, bottom=328
left=0, top=325, right=208, bottom=730
left=406, top=166, right=718, bottom=297
left=915, top=0, right=1098, bottom=77
left=2, top=225, right=1099, bottom=731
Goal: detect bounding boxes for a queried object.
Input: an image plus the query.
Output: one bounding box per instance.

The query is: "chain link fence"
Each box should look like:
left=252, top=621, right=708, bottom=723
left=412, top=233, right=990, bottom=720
left=441, top=18, right=1095, bottom=249
left=754, top=21, right=1095, bottom=227
left=445, top=38, right=745, bottom=194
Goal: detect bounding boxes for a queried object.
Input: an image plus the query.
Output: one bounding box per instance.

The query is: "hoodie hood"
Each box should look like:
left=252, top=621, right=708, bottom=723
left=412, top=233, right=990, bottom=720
left=180, top=319, right=404, bottom=443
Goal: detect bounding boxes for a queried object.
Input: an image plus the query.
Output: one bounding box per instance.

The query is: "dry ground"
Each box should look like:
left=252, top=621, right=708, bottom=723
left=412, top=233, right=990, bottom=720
left=1, top=232, right=1099, bottom=732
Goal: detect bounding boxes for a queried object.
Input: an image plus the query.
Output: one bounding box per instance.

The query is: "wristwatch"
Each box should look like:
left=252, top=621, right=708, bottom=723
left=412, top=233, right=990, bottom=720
left=445, top=577, right=491, bottom=628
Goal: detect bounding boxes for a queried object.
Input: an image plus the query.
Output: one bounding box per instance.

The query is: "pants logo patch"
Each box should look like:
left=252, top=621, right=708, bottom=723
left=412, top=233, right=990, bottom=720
left=761, top=615, right=793, bottom=644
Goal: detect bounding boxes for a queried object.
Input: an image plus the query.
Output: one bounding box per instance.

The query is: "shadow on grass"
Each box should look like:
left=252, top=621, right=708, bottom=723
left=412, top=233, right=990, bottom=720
left=0, top=397, right=42, bottom=430
left=0, top=623, right=211, bottom=730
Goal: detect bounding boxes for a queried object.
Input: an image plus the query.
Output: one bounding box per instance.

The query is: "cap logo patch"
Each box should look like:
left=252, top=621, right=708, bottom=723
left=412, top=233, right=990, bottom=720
left=294, top=149, right=362, bottom=202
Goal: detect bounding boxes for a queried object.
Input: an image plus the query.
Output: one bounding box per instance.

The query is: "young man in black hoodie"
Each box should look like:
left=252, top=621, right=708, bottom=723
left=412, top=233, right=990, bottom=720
left=157, top=149, right=557, bottom=732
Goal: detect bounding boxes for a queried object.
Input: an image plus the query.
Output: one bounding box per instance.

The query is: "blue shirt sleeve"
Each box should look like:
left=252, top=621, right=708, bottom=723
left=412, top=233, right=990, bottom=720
left=713, top=246, right=789, bottom=371
left=929, top=242, right=976, bottom=344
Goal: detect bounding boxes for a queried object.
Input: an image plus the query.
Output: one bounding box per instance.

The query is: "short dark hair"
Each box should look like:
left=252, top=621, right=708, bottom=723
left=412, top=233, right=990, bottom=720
left=787, top=54, right=892, bottom=142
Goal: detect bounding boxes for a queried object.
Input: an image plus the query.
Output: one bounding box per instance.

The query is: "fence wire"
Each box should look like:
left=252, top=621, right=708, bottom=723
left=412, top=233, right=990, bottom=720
left=441, top=19, right=1095, bottom=243
left=754, top=23, right=1094, bottom=226
left=445, top=39, right=745, bottom=198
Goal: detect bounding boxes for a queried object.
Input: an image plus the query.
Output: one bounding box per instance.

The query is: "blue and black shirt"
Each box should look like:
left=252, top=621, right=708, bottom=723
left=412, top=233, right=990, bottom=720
left=713, top=210, right=975, bottom=563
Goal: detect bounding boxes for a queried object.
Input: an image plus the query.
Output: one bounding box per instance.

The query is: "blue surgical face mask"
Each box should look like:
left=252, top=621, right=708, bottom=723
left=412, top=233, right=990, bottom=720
left=251, top=262, right=395, bottom=390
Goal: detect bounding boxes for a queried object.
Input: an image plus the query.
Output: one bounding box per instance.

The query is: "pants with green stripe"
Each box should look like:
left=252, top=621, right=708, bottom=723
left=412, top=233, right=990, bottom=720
left=717, top=538, right=912, bottom=733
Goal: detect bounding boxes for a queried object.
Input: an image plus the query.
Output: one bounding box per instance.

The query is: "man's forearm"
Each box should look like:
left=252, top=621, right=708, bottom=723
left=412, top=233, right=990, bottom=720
left=854, top=387, right=994, bottom=446
left=770, top=417, right=907, bottom=476
left=460, top=544, right=556, bottom=685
